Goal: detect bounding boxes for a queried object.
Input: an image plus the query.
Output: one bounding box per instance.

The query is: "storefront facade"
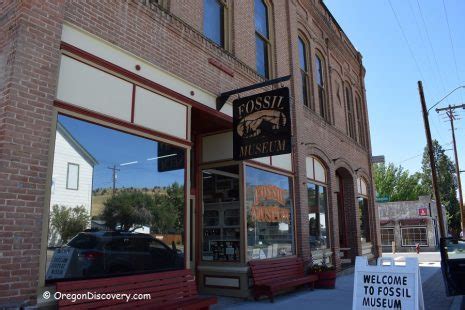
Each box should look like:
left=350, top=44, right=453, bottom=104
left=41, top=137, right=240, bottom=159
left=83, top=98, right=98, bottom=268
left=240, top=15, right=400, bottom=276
left=1, top=0, right=380, bottom=306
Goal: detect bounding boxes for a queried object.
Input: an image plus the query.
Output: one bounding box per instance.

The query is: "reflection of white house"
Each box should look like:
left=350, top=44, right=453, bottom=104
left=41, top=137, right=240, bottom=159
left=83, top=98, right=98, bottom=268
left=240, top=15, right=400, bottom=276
left=49, top=122, right=97, bottom=246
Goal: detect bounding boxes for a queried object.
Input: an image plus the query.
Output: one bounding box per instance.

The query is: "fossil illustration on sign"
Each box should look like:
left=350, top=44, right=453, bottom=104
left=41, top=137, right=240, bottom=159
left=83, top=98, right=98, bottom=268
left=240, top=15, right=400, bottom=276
left=236, top=109, right=287, bottom=138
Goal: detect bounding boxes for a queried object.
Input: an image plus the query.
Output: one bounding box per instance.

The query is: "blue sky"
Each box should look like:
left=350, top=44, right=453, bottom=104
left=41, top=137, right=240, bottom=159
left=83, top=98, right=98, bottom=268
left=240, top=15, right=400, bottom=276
left=59, top=115, right=184, bottom=189
left=324, top=0, right=465, bottom=187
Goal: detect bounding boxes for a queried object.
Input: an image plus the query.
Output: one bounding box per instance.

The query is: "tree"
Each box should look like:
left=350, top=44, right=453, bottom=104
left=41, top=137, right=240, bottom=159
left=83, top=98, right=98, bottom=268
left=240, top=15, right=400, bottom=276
left=50, top=205, right=89, bottom=246
left=373, top=163, right=427, bottom=201
left=151, top=183, right=184, bottom=234
left=102, top=191, right=153, bottom=231
left=420, top=140, right=461, bottom=236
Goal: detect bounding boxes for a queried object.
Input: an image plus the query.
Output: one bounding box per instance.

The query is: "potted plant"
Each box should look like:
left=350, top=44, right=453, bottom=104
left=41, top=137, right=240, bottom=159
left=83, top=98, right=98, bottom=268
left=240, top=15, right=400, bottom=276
left=309, top=253, right=336, bottom=288
left=310, top=264, right=336, bottom=288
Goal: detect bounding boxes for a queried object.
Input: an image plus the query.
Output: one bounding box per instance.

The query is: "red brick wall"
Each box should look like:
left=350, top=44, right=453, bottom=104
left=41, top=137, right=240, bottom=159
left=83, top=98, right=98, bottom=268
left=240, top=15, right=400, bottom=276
left=0, top=0, right=65, bottom=305
left=0, top=0, right=378, bottom=304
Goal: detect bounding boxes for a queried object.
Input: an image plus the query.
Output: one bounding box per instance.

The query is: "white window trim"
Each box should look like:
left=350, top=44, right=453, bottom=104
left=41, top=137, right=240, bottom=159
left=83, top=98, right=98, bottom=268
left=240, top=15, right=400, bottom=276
left=400, top=226, right=428, bottom=247
left=66, top=162, right=80, bottom=190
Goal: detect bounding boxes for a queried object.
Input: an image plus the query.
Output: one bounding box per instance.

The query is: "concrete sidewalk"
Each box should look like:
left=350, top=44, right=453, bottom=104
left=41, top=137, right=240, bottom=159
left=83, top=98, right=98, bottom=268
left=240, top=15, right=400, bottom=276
left=213, top=265, right=462, bottom=309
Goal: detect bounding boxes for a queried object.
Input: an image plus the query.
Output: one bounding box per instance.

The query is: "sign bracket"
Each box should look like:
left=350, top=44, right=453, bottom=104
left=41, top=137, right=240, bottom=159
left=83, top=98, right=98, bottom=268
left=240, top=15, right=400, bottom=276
left=216, top=75, right=291, bottom=111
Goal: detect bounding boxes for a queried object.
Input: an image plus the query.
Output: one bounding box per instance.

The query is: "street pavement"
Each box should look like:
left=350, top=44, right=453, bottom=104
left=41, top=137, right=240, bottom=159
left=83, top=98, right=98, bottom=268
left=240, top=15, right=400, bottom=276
left=212, top=252, right=463, bottom=309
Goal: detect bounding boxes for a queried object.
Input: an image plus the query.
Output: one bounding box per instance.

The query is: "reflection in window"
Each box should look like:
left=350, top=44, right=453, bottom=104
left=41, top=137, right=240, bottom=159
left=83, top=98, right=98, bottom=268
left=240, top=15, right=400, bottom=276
left=46, top=114, right=185, bottom=281
left=255, top=0, right=270, bottom=78
left=204, top=0, right=224, bottom=47
left=298, top=37, right=309, bottom=107
left=358, top=197, right=370, bottom=242
left=202, top=166, right=240, bottom=262
left=315, top=55, right=327, bottom=120
left=308, top=183, right=329, bottom=250
left=246, top=166, right=294, bottom=260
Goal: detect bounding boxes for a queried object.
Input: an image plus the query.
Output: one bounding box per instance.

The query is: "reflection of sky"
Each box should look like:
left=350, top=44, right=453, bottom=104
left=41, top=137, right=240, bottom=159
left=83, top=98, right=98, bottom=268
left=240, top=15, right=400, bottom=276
left=58, top=115, right=184, bottom=189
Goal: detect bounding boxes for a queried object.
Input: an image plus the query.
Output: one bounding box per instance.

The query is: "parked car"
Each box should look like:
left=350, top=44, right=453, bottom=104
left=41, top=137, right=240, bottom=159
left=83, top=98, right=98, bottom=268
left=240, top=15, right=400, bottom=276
left=440, top=237, right=465, bottom=296
left=47, top=231, right=184, bottom=280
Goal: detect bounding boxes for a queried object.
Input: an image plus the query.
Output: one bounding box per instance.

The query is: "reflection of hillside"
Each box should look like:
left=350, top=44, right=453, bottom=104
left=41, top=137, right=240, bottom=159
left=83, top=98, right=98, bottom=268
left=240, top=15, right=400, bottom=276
left=91, top=187, right=170, bottom=217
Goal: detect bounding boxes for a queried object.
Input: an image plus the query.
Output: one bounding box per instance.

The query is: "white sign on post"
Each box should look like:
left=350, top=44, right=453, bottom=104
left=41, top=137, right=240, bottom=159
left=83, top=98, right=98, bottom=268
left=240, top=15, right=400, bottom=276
left=352, top=256, right=424, bottom=310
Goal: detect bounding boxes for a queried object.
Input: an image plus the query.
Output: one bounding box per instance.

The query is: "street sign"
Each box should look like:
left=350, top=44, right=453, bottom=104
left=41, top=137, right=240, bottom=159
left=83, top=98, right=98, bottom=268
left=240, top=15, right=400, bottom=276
left=376, top=197, right=390, bottom=203
left=353, top=256, right=424, bottom=310
left=418, top=207, right=428, bottom=216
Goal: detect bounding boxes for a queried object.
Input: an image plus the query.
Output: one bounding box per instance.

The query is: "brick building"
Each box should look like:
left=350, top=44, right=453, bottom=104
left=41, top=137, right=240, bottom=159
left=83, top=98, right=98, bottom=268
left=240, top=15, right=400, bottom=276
left=1, top=0, right=380, bottom=306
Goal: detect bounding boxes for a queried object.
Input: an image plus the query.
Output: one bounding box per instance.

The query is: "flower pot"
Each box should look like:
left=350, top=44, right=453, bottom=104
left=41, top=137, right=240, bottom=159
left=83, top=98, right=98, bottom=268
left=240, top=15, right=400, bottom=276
left=316, top=270, right=336, bottom=288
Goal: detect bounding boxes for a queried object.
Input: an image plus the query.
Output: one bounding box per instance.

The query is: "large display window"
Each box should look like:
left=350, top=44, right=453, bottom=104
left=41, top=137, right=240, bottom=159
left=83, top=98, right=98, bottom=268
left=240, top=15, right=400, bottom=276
left=45, top=114, right=186, bottom=281
left=201, top=165, right=240, bottom=262
left=245, top=166, right=294, bottom=260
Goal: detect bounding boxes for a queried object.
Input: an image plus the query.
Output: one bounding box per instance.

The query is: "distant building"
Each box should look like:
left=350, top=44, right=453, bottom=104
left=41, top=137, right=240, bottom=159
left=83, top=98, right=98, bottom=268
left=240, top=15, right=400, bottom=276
left=48, top=122, right=98, bottom=246
left=377, top=196, right=448, bottom=252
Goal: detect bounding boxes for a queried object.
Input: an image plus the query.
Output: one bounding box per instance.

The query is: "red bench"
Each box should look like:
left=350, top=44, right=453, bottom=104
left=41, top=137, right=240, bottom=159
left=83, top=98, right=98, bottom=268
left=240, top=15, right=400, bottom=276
left=55, top=269, right=217, bottom=309
left=249, top=257, right=318, bottom=302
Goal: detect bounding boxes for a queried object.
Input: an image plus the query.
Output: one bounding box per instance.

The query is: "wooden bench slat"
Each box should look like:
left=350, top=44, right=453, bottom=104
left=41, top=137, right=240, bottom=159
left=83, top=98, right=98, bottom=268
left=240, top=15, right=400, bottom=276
left=249, top=257, right=318, bottom=302
left=56, top=269, right=216, bottom=309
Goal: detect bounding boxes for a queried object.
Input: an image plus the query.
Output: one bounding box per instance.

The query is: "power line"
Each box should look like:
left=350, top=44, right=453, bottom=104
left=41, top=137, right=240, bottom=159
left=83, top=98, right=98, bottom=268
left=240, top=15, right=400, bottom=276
left=441, top=0, right=465, bottom=105
left=415, top=0, right=448, bottom=97
left=387, top=0, right=425, bottom=81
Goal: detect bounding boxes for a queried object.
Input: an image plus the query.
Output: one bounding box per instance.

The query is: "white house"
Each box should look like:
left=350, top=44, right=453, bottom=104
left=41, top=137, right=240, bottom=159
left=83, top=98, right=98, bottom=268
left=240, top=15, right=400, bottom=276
left=48, top=122, right=97, bottom=246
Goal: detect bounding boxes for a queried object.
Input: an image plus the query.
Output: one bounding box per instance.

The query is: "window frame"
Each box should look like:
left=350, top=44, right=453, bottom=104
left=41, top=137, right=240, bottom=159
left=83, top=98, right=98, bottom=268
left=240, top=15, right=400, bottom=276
left=244, top=163, right=296, bottom=261
left=254, top=0, right=272, bottom=79
left=315, top=52, right=328, bottom=121
left=380, top=227, right=395, bottom=247
left=355, top=93, right=366, bottom=147
left=298, top=36, right=310, bottom=108
left=401, top=226, right=428, bottom=247
left=203, top=0, right=227, bottom=48
left=345, top=84, right=356, bottom=139
left=44, top=110, right=189, bottom=284
left=66, top=162, right=80, bottom=190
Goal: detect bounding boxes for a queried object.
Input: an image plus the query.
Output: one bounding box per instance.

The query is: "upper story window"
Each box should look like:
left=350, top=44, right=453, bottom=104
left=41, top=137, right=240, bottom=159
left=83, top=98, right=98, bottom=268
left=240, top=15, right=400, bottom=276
left=255, top=0, right=270, bottom=78
left=345, top=85, right=356, bottom=139
left=315, top=54, right=328, bottom=120
left=298, top=37, right=310, bottom=107
left=204, top=0, right=225, bottom=47
left=355, top=94, right=367, bottom=147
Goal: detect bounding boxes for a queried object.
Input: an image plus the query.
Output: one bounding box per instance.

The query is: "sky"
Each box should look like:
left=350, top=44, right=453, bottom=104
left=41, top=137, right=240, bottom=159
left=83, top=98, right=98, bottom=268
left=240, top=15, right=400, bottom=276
left=324, top=0, right=465, bottom=189
left=58, top=115, right=185, bottom=189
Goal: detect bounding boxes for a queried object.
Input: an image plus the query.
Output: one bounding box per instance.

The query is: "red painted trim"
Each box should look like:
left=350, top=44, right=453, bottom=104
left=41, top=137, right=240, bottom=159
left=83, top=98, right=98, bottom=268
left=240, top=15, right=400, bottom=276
left=131, top=84, right=136, bottom=123
left=60, top=42, right=233, bottom=124
left=244, top=159, right=294, bottom=176
left=184, top=149, right=188, bottom=269
left=208, top=58, right=235, bottom=77
left=54, top=100, right=192, bottom=147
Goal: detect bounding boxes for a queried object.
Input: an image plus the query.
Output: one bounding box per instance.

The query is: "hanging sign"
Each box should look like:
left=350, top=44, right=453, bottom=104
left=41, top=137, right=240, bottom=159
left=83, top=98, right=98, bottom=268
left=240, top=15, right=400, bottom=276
left=352, top=256, right=424, bottom=310
left=418, top=207, right=428, bottom=216
left=157, top=143, right=185, bottom=172
left=233, top=87, right=292, bottom=160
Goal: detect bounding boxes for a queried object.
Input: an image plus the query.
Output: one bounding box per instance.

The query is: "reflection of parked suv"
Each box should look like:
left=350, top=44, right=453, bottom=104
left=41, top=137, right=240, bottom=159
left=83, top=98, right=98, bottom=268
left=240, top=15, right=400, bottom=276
left=63, top=231, right=184, bottom=279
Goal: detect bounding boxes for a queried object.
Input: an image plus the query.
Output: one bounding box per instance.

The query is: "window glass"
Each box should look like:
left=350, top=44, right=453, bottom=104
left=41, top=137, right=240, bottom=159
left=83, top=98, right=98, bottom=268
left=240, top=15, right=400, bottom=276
left=256, top=35, right=268, bottom=78
left=246, top=166, right=294, bottom=260
left=202, top=166, right=240, bottom=262
left=204, top=0, right=224, bottom=46
left=315, top=55, right=324, bottom=86
left=46, top=114, right=185, bottom=281
left=308, top=183, right=329, bottom=250
left=401, top=227, right=427, bottom=246
left=298, top=38, right=307, bottom=70
left=358, top=197, right=370, bottom=242
left=254, top=0, right=268, bottom=37
left=381, top=228, right=394, bottom=246
left=66, top=163, right=79, bottom=190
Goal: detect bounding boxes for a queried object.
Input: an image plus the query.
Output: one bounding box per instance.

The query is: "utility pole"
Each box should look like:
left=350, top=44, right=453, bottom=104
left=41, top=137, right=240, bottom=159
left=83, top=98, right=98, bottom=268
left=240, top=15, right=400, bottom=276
left=418, top=81, right=446, bottom=237
left=436, top=103, right=465, bottom=234
left=108, top=165, right=120, bottom=195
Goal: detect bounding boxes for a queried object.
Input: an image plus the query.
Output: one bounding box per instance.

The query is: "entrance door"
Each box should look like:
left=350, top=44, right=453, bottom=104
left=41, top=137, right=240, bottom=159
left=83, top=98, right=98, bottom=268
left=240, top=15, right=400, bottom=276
left=337, top=174, right=347, bottom=248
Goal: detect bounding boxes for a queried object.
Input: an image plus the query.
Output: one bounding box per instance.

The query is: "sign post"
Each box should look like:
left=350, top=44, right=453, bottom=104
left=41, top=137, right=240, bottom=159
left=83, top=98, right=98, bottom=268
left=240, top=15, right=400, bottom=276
left=352, top=256, right=424, bottom=310
left=232, top=87, right=291, bottom=161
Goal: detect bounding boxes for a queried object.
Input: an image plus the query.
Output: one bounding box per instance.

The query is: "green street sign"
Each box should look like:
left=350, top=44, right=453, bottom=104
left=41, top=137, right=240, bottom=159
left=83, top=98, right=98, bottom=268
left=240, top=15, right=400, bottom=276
left=376, top=197, right=390, bottom=203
